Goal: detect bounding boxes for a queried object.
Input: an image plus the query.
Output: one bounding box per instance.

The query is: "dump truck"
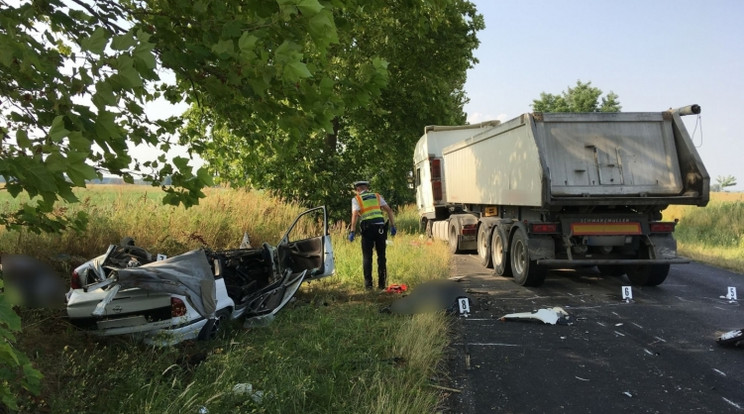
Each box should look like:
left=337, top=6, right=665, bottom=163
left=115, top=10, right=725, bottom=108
left=413, top=105, right=708, bottom=287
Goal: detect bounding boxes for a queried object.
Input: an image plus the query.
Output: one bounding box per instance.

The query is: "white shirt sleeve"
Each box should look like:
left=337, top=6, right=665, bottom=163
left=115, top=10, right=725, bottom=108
left=378, top=194, right=388, bottom=207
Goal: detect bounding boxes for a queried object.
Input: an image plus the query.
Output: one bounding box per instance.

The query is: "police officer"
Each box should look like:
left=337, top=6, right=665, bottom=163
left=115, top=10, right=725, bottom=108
left=348, top=180, right=397, bottom=290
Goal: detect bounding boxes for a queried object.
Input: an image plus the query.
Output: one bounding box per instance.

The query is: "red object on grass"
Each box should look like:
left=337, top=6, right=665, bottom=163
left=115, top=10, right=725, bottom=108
left=385, top=284, right=408, bottom=293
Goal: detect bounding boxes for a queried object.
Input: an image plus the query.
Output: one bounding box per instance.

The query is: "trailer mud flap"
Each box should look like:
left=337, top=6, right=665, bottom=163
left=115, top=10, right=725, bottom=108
left=527, top=236, right=555, bottom=261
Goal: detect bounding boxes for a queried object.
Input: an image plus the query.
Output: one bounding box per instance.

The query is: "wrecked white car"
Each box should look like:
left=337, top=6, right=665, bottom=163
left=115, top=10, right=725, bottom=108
left=66, top=206, right=335, bottom=346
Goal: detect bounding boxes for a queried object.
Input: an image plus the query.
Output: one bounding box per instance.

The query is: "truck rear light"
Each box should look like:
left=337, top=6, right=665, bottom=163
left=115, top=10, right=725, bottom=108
left=462, top=224, right=477, bottom=235
left=432, top=181, right=442, bottom=201
left=171, top=297, right=187, bottom=317
left=650, top=222, right=676, bottom=233
left=531, top=223, right=559, bottom=234
left=70, top=270, right=82, bottom=289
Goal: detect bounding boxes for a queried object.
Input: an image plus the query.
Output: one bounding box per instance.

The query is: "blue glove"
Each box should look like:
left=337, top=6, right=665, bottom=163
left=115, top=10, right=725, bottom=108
left=348, top=231, right=355, bottom=242
left=390, top=226, right=397, bottom=236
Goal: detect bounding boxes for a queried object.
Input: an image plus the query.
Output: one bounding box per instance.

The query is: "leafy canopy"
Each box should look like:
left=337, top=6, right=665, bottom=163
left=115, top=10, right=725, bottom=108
left=180, top=0, right=484, bottom=219
left=0, top=0, right=218, bottom=232
left=532, top=80, right=621, bottom=113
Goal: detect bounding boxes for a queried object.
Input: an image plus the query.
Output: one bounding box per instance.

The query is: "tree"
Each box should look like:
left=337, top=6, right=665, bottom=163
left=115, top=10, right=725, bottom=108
left=181, top=0, right=484, bottom=219
left=0, top=0, right=345, bottom=232
left=532, top=80, right=621, bottom=113
left=715, top=175, right=737, bottom=192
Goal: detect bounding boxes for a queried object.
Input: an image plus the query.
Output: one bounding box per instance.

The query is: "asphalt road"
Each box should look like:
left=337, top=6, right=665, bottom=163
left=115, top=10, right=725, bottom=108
left=442, top=255, right=744, bottom=414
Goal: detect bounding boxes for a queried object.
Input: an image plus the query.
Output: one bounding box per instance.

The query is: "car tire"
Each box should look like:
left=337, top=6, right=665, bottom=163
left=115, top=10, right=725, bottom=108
left=197, top=311, right=228, bottom=341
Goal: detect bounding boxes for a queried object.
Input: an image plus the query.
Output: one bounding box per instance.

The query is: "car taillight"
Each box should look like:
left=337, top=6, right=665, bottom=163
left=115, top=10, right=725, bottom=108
left=70, top=270, right=81, bottom=289
left=171, top=297, right=187, bottom=317
left=462, top=224, right=477, bottom=235
left=531, top=223, right=559, bottom=234
left=650, top=222, right=676, bottom=233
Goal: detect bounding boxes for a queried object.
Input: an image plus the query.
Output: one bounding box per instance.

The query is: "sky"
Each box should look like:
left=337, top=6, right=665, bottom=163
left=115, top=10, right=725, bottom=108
left=462, top=0, right=743, bottom=191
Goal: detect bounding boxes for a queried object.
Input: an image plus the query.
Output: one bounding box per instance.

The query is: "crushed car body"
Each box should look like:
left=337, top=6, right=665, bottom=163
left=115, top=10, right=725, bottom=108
left=65, top=206, right=335, bottom=346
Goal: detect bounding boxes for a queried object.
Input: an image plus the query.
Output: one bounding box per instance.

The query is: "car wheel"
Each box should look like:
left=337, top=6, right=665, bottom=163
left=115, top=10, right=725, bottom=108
left=197, top=311, right=228, bottom=341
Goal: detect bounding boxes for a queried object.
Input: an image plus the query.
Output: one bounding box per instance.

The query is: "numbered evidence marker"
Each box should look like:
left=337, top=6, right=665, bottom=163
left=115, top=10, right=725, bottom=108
left=621, top=286, right=633, bottom=302
left=726, top=287, right=738, bottom=301
left=457, top=297, right=471, bottom=316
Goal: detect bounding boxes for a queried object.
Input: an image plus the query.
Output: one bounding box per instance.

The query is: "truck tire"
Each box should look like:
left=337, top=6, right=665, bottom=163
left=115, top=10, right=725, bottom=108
left=510, top=228, right=546, bottom=287
left=476, top=224, right=493, bottom=268
left=491, top=226, right=512, bottom=277
left=449, top=222, right=461, bottom=254
left=597, top=265, right=626, bottom=277
left=626, top=264, right=670, bottom=286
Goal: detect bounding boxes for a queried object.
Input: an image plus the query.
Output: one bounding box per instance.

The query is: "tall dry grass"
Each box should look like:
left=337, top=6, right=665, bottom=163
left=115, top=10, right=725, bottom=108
left=663, top=192, right=744, bottom=273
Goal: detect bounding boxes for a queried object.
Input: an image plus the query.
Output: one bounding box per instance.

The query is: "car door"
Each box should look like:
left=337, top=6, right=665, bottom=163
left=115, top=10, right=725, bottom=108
left=276, top=205, right=335, bottom=280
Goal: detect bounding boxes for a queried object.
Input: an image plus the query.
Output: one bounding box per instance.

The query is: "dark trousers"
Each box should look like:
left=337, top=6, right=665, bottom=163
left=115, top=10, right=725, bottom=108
left=361, top=223, right=387, bottom=288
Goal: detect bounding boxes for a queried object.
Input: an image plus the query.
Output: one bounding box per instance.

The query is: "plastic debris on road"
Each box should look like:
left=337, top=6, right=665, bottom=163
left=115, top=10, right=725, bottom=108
left=500, top=307, right=574, bottom=325
left=717, top=329, right=744, bottom=347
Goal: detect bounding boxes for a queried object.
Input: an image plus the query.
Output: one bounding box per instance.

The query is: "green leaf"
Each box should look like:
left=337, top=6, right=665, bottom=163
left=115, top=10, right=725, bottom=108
left=93, top=80, right=117, bottom=108
left=133, top=44, right=156, bottom=70
left=112, top=55, right=143, bottom=88
left=49, top=116, right=69, bottom=142
left=79, top=26, right=108, bottom=55
left=67, top=131, right=91, bottom=152
left=111, top=31, right=136, bottom=51
left=308, top=11, right=338, bottom=47
left=44, top=152, right=66, bottom=173
left=298, top=0, right=323, bottom=16
left=0, top=42, right=15, bottom=67
left=16, top=129, right=31, bottom=149
left=221, top=20, right=243, bottom=39
left=22, top=362, right=43, bottom=393
left=94, top=110, right=123, bottom=140
left=211, top=39, right=235, bottom=57
left=0, top=293, right=21, bottom=332
left=238, top=33, right=258, bottom=53
left=66, top=161, right=98, bottom=186
left=284, top=61, right=312, bottom=82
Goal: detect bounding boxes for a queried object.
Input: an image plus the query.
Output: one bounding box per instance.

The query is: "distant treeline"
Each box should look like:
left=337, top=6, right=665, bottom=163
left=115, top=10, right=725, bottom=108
left=0, top=176, right=171, bottom=185
left=87, top=176, right=172, bottom=185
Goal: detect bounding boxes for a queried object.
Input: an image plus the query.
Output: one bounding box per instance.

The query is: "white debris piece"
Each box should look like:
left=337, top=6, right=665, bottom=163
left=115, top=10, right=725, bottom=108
left=233, top=383, right=266, bottom=403
left=500, top=307, right=573, bottom=325
left=240, top=232, right=252, bottom=249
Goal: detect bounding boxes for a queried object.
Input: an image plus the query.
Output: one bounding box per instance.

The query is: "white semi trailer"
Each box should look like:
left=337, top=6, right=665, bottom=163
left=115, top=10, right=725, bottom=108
left=413, top=105, right=709, bottom=287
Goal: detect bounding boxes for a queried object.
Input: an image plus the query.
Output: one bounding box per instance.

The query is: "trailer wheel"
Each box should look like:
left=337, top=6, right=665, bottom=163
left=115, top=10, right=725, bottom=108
left=597, top=265, right=626, bottom=277
left=510, top=228, right=546, bottom=287
left=491, top=226, right=512, bottom=277
left=449, top=223, right=461, bottom=254
left=626, top=264, right=670, bottom=286
left=476, top=224, right=493, bottom=268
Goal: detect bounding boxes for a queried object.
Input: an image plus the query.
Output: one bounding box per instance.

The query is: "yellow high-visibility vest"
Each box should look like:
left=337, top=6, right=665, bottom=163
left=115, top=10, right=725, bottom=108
left=355, top=192, right=384, bottom=222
